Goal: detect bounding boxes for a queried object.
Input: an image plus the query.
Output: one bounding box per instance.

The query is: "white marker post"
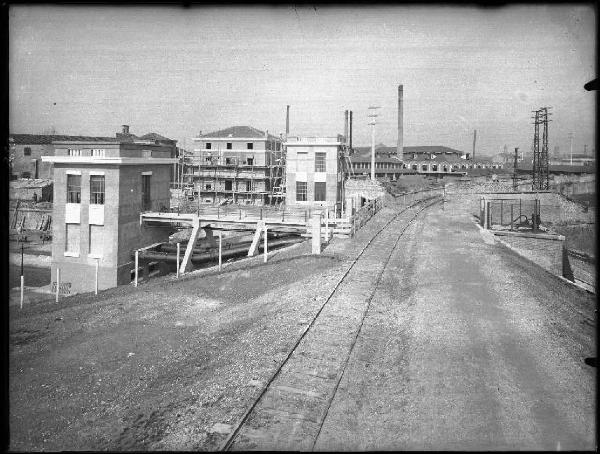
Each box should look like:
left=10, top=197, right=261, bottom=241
left=134, top=250, right=139, bottom=287
left=263, top=225, right=268, bottom=263
left=325, top=208, right=329, bottom=242
left=55, top=268, right=60, bottom=303
left=95, top=259, right=99, bottom=295
left=218, top=232, right=222, bottom=271
left=20, top=275, right=24, bottom=309
left=176, top=242, right=181, bottom=279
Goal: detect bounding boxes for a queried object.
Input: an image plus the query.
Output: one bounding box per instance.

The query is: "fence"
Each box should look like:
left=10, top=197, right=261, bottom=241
left=481, top=198, right=540, bottom=230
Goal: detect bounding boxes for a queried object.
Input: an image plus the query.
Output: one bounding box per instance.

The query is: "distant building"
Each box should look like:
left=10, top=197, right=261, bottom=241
left=549, top=153, right=595, bottom=167
left=190, top=126, right=284, bottom=206
left=9, top=127, right=178, bottom=182
left=284, top=136, right=348, bottom=210
left=9, top=178, right=53, bottom=202
left=41, top=126, right=177, bottom=294
left=350, top=144, right=502, bottom=177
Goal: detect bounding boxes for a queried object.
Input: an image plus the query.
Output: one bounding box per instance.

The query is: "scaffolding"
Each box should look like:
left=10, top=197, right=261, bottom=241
left=531, top=107, right=551, bottom=191
left=187, top=137, right=285, bottom=206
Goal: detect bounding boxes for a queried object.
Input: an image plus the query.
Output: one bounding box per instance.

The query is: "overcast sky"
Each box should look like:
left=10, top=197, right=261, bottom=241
left=9, top=4, right=596, bottom=156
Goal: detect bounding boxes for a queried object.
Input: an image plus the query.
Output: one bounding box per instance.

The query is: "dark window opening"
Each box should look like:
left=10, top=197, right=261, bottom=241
left=225, top=180, right=233, bottom=191
left=247, top=143, right=253, bottom=150
left=226, top=142, right=232, bottom=149
left=246, top=157, right=254, bottom=166
left=24, top=147, right=31, bottom=156
left=67, top=174, right=81, bottom=203
left=142, top=175, right=151, bottom=210
left=314, top=182, right=326, bottom=201
left=205, top=143, right=212, bottom=149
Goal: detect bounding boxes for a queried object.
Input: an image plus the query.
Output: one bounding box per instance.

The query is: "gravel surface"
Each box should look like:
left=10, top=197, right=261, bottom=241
left=314, top=198, right=596, bottom=451
left=9, top=201, right=404, bottom=451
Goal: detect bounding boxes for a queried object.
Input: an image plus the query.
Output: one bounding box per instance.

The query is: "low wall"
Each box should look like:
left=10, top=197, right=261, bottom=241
left=493, top=230, right=573, bottom=279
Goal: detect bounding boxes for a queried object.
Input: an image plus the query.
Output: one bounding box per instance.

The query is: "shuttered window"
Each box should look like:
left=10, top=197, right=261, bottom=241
left=65, top=223, right=80, bottom=254
left=314, top=182, right=326, bottom=201
left=89, top=225, right=103, bottom=256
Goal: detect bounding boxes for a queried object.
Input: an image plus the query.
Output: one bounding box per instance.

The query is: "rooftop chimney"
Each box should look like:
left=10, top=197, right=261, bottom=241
left=122, top=125, right=130, bottom=134
left=286, top=105, right=290, bottom=137
left=397, top=85, right=404, bottom=156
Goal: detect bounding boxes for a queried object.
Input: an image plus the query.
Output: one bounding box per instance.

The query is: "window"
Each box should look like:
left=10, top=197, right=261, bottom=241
left=226, top=143, right=232, bottom=150
left=90, top=175, right=105, bottom=204
left=276, top=142, right=281, bottom=151
left=205, top=143, right=212, bottom=149
left=24, top=147, right=31, bottom=156
left=432, top=165, right=438, bottom=171
left=205, top=156, right=212, bottom=163
left=246, top=181, right=252, bottom=192
left=246, top=157, right=254, bottom=166
left=65, top=223, right=80, bottom=254
left=225, top=158, right=233, bottom=165
left=225, top=180, right=233, bottom=191
left=314, top=182, right=326, bottom=201
left=91, top=149, right=105, bottom=157
left=315, top=152, right=326, bottom=172
left=422, top=165, right=428, bottom=171
left=89, top=225, right=103, bottom=256
left=296, top=181, right=307, bottom=201
left=412, top=165, right=417, bottom=170
left=68, top=149, right=82, bottom=156
left=21, top=172, right=31, bottom=179
left=205, top=183, right=212, bottom=190
left=141, top=174, right=151, bottom=210
left=247, top=143, right=253, bottom=150
left=67, top=174, right=81, bottom=203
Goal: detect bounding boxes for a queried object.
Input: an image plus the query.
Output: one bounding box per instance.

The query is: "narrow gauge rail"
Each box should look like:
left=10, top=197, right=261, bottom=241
left=219, top=195, right=442, bottom=451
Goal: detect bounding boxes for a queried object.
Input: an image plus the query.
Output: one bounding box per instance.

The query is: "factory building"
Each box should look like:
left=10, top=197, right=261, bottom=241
left=284, top=135, right=348, bottom=210
left=189, top=126, right=284, bottom=206
left=41, top=125, right=177, bottom=294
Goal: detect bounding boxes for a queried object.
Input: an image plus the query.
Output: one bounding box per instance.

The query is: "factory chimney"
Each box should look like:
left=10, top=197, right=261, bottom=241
left=286, top=105, right=290, bottom=137
left=349, top=111, right=353, bottom=151
left=344, top=110, right=349, bottom=144
left=472, top=129, right=477, bottom=161
left=397, top=85, right=404, bottom=156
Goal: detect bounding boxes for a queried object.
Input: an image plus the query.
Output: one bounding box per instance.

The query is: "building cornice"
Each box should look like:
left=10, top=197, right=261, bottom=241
left=193, top=137, right=271, bottom=142
left=41, top=156, right=177, bottom=165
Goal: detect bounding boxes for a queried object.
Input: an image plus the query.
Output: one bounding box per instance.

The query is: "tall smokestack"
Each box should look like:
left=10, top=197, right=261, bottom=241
left=286, top=105, right=290, bottom=137
left=397, top=85, right=404, bottom=156
left=472, top=129, right=477, bottom=160
left=349, top=111, right=353, bottom=150
left=344, top=110, right=349, bottom=144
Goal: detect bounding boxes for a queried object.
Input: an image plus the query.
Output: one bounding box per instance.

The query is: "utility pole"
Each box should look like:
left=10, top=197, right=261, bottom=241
left=568, top=132, right=574, bottom=166
left=472, top=129, right=477, bottom=161
left=512, top=147, right=519, bottom=191
left=368, top=106, right=381, bottom=181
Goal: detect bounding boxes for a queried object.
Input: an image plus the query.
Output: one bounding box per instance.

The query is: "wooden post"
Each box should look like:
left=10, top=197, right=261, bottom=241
left=218, top=231, right=222, bottom=271
left=325, top=208, right=329, bottom=242
left=134, top=251, right=139, bottom=287
left=95, top=259, right=99, bottom=295
left=20, top=275, right=24, bottom=309
left=263, top=225, right=268, bottom=263
left=55, top=268, right=60, bottom=303
left=176, top=243, right=181, bottom=278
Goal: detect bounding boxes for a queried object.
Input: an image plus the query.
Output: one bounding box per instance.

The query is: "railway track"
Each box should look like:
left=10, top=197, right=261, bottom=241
left=219, top=195, right=441, bottom=451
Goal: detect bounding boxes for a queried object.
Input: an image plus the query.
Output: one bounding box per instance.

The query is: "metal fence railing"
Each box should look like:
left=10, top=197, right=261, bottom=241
left=481, top=198, right=541, bottom=230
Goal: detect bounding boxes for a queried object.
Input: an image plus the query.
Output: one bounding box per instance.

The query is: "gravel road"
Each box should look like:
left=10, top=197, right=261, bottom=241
left=8, top=197, right=595, bottom=451
left=314, top=199, right=596, bottom=451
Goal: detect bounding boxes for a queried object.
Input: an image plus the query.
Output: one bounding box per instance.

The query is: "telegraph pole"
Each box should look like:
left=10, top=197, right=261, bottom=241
left=568, top=132, right=574, bottom=166
left=512, top=147, right=519, bottom=191
left=368, top=106, right=381, bottom=181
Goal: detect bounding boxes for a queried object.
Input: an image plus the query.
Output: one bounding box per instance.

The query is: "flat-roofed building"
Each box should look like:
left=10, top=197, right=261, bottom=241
left=284, top=136, right=347, bottom=210
left=41, top=125, right=177, bottom=294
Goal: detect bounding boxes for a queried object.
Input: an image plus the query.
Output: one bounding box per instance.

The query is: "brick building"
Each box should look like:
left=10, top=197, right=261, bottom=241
left=189, top=126, right=284, bottom=205
left=42, top=130, right=177, bottom=294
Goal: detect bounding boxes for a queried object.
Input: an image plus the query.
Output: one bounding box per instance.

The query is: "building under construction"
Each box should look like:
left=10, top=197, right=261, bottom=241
left=189, top=126, right=285, bottom=206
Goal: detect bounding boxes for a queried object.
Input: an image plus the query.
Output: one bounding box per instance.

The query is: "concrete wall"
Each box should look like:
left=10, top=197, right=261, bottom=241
left=494, top=231, right=569, bottom=278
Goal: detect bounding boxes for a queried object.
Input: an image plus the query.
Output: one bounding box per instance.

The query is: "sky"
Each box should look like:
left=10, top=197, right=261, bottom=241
left=9, top=4, right=596, bottom=157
